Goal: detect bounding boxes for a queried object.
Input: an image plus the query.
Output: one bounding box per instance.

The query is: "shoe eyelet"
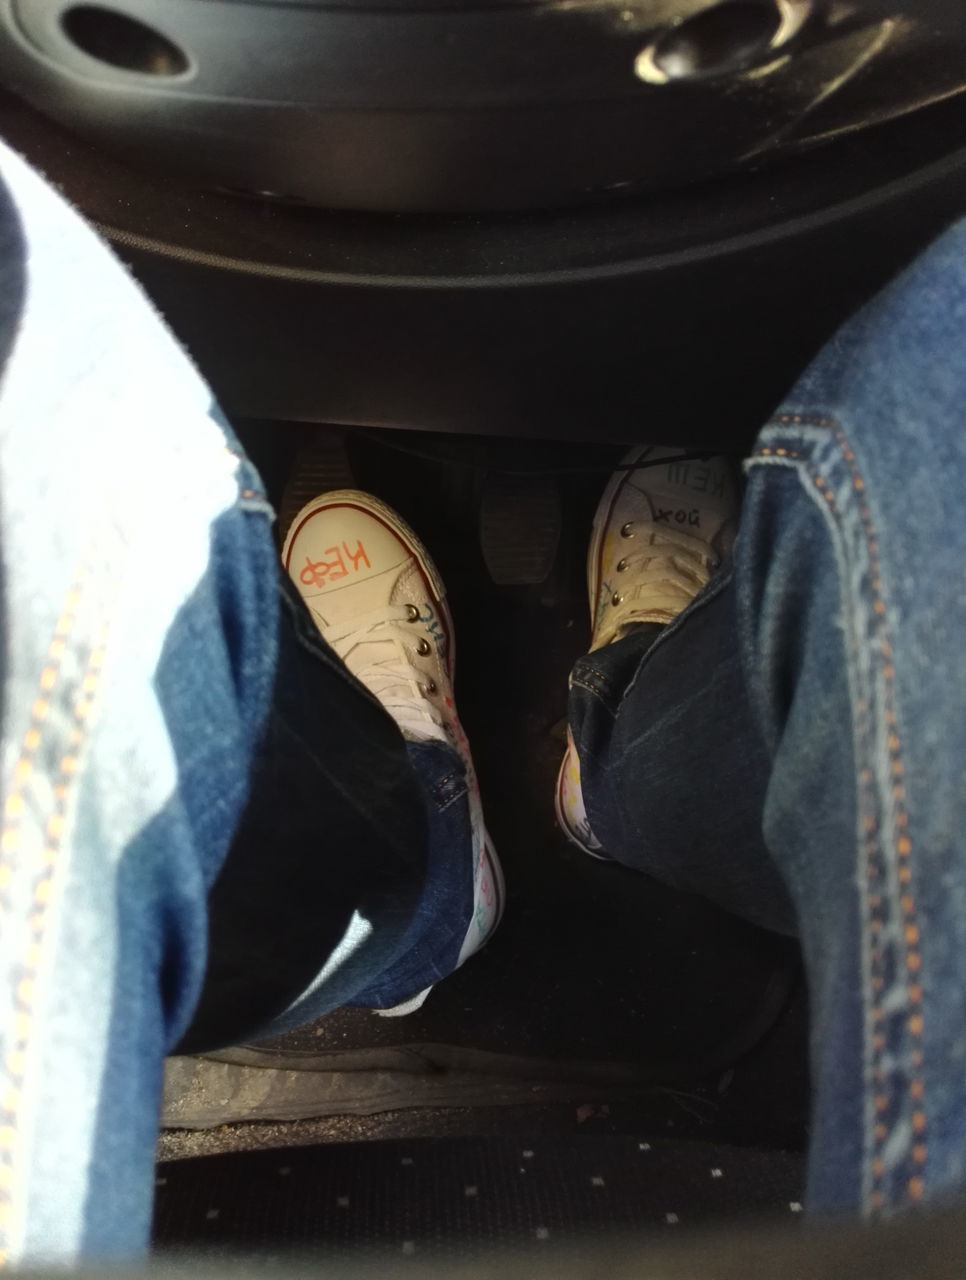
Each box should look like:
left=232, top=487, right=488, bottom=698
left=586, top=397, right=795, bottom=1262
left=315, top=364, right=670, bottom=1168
left=620, top=522, right=635, bottom=538
left=616, top=558, right=628, bottom=572
left=416, top=638, right=432, bottom=656
left=611, top=592, right=622, bottom=607
left=421, top=679, right=437, bottom=696
left=405, top=604, right=420, bottom=622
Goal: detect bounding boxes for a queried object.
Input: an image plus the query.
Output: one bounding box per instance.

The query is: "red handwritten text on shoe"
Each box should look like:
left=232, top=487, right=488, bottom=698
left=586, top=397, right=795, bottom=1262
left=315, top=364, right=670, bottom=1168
left=300, top=541, right=371, bottom=589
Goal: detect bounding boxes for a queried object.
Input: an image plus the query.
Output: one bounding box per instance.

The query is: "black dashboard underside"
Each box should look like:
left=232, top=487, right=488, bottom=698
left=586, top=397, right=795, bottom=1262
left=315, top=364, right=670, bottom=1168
left=2, top=92, right=965, bottom=444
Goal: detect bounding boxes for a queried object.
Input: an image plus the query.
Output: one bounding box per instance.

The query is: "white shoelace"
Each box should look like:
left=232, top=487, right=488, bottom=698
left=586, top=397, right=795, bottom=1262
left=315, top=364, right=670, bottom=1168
left=321, top=603, right=448, bottom=741
left=604, top=523, right=717, bottom=638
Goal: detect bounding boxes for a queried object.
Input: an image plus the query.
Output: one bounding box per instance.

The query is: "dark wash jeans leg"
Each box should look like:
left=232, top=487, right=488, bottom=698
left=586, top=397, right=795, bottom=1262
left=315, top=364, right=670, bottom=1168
left=571, top=219, right=966, bottom=1217
left=179, top=572, right=433, bottom=1051
left=570, top=580, right=793, bottom=935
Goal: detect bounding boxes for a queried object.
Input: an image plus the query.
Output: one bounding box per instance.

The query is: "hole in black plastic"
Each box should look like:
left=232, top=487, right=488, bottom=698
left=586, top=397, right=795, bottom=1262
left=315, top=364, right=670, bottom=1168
left=651, top=1, right=783, bottom=79
left=61, top=6, right=189, bottom=76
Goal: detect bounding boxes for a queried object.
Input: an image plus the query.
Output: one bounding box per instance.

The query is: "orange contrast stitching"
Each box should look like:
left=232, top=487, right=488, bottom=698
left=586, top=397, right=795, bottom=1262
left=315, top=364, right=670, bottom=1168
left=754, top=423, right=925, bottom=1209
left=829, top=424, right=925, bottom=1208
left=0, top=570, right=108, bottom=1267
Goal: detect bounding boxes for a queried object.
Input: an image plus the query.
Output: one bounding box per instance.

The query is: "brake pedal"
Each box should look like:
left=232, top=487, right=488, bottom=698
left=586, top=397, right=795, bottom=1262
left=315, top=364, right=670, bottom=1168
left=277, top=429, right=354, bottom=543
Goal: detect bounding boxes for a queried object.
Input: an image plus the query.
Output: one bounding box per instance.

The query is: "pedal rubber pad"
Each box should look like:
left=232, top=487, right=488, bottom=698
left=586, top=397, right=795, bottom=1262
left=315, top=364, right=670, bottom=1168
left=480, top=473, right=562, bottom=585
left=277, top=430, right=354, bottom=544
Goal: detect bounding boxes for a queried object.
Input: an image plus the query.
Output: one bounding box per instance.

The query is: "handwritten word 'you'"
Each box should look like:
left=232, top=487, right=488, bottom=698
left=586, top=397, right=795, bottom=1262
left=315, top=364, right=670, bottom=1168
left=655, top=508, right=701, bottom=527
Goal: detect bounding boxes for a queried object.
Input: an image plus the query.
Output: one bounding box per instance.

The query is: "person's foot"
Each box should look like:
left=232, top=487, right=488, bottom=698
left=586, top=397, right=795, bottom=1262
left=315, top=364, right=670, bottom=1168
left=556, top=448, right=739, bottom=856
left=282, top=489, right=504, bottom=1005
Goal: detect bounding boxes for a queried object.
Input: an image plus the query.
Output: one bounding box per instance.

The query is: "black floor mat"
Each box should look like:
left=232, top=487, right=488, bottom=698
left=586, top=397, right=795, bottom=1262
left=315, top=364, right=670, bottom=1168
left=215, top=426, right=809, bottom=1149
left=153, top=1134, right=805, bottom=1260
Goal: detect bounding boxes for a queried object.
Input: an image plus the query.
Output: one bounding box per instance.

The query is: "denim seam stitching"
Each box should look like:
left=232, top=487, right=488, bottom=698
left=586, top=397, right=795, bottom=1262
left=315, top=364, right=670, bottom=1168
left=430, top=771, right=469, bottom=812
left=433, top=790, right=468, bottom=813
left=768, top=413, right=836, bottom=428
left=750, top=423, right=925, bottom=1213
left=577, top=665, right=610, bottom=690
left=570, top=668, right=614, bottom=706
left=827, top=421, right=926, bottom=1213
left=0, top=561, right=108, bottom=1261
left=222, top=445, right=272, bottom=512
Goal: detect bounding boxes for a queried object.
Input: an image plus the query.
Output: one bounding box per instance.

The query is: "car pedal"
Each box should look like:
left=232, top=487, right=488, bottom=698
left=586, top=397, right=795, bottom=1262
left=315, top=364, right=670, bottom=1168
left=277, top=429, right=354, bottom=543
left=480, top=472, right=561, bottom=585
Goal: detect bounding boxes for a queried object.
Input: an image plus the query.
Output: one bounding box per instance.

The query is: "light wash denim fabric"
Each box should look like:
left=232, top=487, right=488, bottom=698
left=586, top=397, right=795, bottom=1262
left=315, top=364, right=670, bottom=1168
left=0, top=142, right=474, bottom=1265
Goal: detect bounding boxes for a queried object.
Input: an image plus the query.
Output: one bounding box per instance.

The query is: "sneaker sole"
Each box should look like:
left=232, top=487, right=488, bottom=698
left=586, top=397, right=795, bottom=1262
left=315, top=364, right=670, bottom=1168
left=553, top=749, right=612, bottom=861
left=475, top=831, right=507, bottom=942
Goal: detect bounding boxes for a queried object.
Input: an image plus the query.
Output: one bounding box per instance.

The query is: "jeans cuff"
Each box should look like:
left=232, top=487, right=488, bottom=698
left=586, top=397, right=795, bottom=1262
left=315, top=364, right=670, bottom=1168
left=349, top=739, right=475, bottom=1009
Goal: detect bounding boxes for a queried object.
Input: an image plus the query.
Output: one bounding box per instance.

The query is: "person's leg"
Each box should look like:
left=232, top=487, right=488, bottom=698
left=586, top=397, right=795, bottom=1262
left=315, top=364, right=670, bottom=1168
left=566, top=220, right=966, bottom=1217
left=0, top=141, right=495, bottom=1264
left=557, top=447, right=795, bottom=932
left=183, top=490, right=503, bottom=1050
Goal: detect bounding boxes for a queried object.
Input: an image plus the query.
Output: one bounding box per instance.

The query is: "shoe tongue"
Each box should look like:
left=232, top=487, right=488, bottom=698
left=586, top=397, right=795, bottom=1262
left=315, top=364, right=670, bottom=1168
left=593, top=604, right=678, bottom=650
left=342, top=636, right=402, bottom=689
left=636, top=455, right=736, bottom=535
left=615, top=609, right=675, bottom=637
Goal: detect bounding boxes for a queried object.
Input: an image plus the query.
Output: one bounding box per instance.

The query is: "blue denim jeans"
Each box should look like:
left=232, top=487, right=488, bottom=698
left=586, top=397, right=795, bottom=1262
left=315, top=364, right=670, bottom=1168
left=3, top=135, right=966, bottom=1266
left=571, top=220, right=966, bottom=1220
left=0, top=142, right=474, bottom=1264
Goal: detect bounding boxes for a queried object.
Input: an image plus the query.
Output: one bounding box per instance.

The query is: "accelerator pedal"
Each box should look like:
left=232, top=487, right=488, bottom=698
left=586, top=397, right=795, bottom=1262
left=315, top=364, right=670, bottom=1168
left=480, top=472, right=561, bottom=585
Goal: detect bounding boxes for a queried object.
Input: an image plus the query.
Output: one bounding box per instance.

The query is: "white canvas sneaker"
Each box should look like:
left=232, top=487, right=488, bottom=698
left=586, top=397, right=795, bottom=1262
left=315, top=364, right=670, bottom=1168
left=555, top=448, right=739, bottom=856
left=282, top=489, right=504, bottom=1010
